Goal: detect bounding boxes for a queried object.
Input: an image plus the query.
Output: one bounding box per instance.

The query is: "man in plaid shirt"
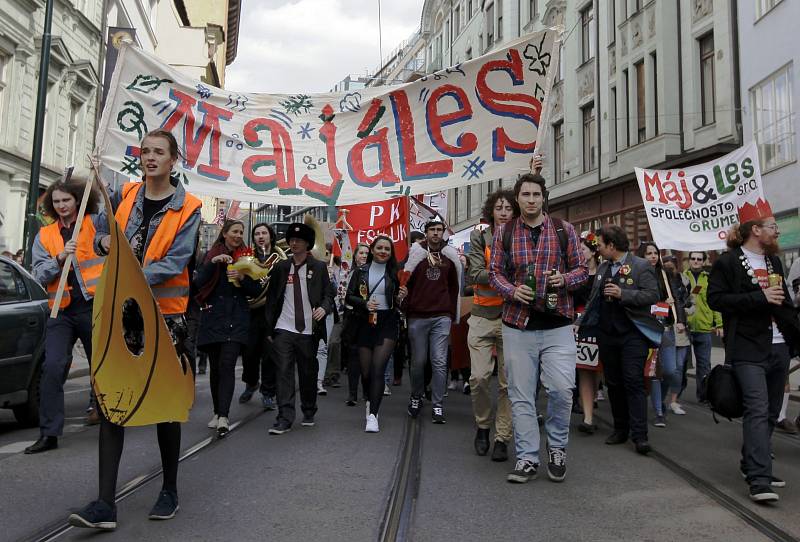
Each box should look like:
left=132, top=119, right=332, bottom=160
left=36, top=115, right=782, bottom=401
left=489, top=173, right=587, bottom=484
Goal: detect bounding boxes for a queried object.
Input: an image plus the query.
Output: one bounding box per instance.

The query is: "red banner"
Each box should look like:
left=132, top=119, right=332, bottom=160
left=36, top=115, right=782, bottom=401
left=337, top=197, right=409, bottom=262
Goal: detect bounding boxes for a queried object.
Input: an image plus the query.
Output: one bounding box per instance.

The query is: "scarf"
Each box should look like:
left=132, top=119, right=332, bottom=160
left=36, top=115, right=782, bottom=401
left=194, top=242, right=231, bottom=306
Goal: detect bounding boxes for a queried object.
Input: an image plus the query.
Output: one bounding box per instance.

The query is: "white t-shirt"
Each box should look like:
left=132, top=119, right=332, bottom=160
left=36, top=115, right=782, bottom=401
left=276, top=262, right=313, bottom=335
left=741, top=247, right=784, bottom=344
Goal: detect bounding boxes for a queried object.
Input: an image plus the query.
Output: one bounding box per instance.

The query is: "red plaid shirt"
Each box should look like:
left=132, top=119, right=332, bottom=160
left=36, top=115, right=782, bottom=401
left=489, top=215, right=588, bottom=329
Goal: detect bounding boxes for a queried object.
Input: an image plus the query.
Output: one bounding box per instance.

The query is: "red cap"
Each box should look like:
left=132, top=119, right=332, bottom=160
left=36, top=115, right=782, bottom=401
left=737, top=198, right=773, bottom=224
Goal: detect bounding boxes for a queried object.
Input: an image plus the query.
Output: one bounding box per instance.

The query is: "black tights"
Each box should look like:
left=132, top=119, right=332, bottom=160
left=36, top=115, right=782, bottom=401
left=98, top=416, right=181, bottom=504
left=359, top=338, right=396, bottom=416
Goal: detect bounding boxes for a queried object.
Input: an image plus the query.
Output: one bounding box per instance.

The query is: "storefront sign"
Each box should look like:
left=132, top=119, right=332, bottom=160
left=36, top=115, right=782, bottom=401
left=635, top=143, right=766, bottom=250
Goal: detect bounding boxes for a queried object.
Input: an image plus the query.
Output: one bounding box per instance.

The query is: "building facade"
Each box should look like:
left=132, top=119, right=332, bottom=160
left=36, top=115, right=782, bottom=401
left=0, top=0, right=104, bottom=253
left=367, top=0, right=744, bottom=254
left=737, top=0, right=798, bottom=266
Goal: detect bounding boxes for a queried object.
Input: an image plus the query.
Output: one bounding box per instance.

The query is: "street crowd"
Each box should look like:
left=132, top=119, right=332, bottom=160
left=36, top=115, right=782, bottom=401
left=20, top=129, right=800, bottom=531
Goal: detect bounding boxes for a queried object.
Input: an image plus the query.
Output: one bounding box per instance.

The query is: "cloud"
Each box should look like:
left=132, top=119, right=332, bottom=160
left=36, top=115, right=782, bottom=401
left=226, top=0, right=425, bottom=94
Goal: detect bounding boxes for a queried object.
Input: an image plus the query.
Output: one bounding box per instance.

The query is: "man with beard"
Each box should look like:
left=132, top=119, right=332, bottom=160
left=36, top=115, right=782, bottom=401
left=708, top=199, right=800, bottom=503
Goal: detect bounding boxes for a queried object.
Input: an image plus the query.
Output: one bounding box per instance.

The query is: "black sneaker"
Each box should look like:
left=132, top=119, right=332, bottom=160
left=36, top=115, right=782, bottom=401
left=653, top=415, right=666, bottom=428
left=238, top=385, right=258, bottom=404
left=507, top=459, right=538, bottom=483
left=749, top=485, right=779, bottom=503
left=301, top=416, right=315, bottom=427
left=269, top=421, right=292, bottom=435
left=474, top=428, right=490, bottom=456
left=491, top=440, right=509, bottom=462
left=407, top=396, right=421, bottom=418
left=432, top=406, right=446, bottom=424
left=149, top=490, right=179, bottom=520
left=68, top=500, right=117, bottom=530
left=547, top=447, right=567, bottom=482
left=739, top=468, right=786, bottom=488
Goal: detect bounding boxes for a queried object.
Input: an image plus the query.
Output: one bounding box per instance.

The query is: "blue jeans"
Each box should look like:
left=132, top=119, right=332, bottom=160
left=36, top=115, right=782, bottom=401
left=502, top=325, right=575, bottom=464
left=651, top=328, right=678, bottom=415
left=409, top=316, right=451, bottom=407
left=691, top=332, right=713, bottom=401
left=384, top=354, right=394, bottom=386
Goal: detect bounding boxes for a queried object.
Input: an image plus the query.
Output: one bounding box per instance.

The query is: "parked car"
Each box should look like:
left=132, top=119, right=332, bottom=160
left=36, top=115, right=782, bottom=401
left=0, top=255, right=48, bottom=426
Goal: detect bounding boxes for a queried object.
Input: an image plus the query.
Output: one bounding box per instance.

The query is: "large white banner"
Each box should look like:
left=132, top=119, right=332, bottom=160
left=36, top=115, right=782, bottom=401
left=96, top=30, right=559, bottom=207
left=635, top=143, right=766, bottom=251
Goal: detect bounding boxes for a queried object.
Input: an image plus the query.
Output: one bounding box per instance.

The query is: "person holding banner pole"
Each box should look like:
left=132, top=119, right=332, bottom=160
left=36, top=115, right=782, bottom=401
left=637, top=242, right=687, bottom=427
left=69, top=129, right=201, bottom=529
left=708, top=199, right=800, bottom=503
left=25, top=176, right=105, bottom=455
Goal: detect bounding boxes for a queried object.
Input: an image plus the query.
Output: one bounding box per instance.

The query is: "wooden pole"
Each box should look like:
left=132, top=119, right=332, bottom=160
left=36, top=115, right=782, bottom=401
left=49, top=167, right=95, bottom=319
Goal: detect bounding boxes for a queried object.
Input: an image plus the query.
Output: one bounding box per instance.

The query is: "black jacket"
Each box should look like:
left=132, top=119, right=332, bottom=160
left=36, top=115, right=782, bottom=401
left=655, top=268, right=688, bottom=327
left=707, top=247, right=800, bottom=362
left=194, top=261, right=262, bottom=348
left=345, top=263, right=400, bottom=319
left=264, top=255, right=335, bottom=343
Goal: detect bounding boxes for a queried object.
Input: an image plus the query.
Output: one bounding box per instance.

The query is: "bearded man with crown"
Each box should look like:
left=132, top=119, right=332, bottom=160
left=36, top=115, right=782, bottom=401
left=707, top=197, right=800, bottom=504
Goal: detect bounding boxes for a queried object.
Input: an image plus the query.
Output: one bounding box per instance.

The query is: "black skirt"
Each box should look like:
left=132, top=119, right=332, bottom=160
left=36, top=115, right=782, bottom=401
left=355, top=309, right=400, bottom=348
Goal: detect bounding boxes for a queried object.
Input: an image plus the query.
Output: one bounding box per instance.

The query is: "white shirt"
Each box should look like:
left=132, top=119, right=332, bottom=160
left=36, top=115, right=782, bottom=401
left=741, top=247, right=784, bottom=344
left=368, top=262, right=389, bottom=310
left=276, top=261, right=313, bottom=335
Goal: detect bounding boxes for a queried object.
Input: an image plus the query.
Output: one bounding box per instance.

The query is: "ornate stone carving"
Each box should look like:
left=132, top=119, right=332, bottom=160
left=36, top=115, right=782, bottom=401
left=648, top=7, right=656, bottom=38
left=609, top=46, right=616, bottom=76
left=577, top=61, right=594, bottom=101
left=551, top=82, right=563, bottom=118
left=632, top=19, right=642, bottom=48
left=693, top=0, right=713, bottom=22
left=620, top=27, right=627, bottom=57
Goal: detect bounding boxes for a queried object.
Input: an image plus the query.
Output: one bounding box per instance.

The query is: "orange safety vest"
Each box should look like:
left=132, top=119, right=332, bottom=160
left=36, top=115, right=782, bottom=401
left=39, top=216, right=105, bottom=310
left=115, top=182, right=201, bottom=316
left=473, top=244, right=503, bottom=307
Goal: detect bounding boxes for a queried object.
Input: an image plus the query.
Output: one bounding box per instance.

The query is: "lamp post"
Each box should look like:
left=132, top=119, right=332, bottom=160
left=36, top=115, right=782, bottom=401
left=22, top=0, right=55, bottom=268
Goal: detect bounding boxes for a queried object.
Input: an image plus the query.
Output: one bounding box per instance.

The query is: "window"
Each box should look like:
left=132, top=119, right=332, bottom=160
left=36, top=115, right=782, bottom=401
left=469, top=184, right=482, bottom=217
left=757, top=0, right=784, bottom=19
left=751, top=64, right=795, bottom=171
left=556, top=44, right=564, bottom=82
left=609, top=0, right=616, bottom=43
left=0, top=262, right=28, bottom=303
left=465, top=47, right=472, bottom=60
left=622, top=68, right=630, bottom=148
left=634, top=0, right=642, bottom=12
left=699, top=33, right=715, bottom=126
left=651, top=52, right=658, bottom=136
left=635, top=60, right=645, bottom=143
left=621, top=0, right=627, bottom=20
left=468, top=0, right=473, bottom=17
left=529, top=0, right=537, bottom=23
left=553, top=122, right=564, bottom=184
left=454, top=5, right=461, bottom=36
left=582, top=103, right=597, bottom=172
left=67, top=101, right=81, bottom=166
left=611, top=86, right=619, bottom=153
left=581, top=5, right=596, bottom=63
left=445, top=21, right=450, bottom=46
left=0, top=54, right=7, bottom=126
left=497, top=0, right=503, bottom=41
left=485, top=3, right=495, bottom=48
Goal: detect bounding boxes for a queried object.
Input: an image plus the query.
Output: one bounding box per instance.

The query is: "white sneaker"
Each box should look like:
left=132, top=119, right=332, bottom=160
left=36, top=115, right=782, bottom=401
left=669, top=402, right=686, bottom=415
left=207, top=414, right=219, bottom=429
left=317, top=381, right=327, bottom=396
left=383, top=384, right=391, bottom=396
left=447, top=379, right=459, bottom=391
left=217, top=416, right=230, bottom=436
left=365, top=414, right=379, bottom=433
left=596, top=390, right=605, bottom=402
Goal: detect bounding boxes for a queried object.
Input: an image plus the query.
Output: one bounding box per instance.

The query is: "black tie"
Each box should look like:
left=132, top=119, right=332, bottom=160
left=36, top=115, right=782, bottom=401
left=293, top=264, right=305, bottom=332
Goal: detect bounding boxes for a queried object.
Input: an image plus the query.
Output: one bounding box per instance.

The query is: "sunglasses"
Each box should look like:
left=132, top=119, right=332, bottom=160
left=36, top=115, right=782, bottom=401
left=689, top=257, right=704, bottom=262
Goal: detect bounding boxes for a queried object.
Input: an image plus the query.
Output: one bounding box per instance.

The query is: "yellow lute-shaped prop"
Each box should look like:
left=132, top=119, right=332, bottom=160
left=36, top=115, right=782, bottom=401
left=91, top=178, right=194, bottom=426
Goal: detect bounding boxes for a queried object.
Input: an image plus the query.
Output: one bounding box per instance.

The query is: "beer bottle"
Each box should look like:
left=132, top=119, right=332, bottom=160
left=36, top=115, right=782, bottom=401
left=525, top=264, right=536, bottom=305
left=546, top=268, right=558, bottom=311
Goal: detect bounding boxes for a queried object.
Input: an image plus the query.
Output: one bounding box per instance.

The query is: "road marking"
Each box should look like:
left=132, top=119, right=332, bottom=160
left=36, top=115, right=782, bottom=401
left=0, top=441, right=36, bottom=454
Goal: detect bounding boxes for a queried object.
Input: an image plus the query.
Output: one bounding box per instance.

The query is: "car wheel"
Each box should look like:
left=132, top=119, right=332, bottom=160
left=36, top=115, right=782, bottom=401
left=12, top=364, right=41, bottom=427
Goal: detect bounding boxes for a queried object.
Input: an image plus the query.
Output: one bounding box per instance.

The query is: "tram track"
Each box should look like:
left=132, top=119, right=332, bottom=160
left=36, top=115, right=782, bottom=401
left=594, top=412, right=800, bottom=542
left=21, top=407, right=269, bottom=542
left=378, top=416, right=422, bottom=542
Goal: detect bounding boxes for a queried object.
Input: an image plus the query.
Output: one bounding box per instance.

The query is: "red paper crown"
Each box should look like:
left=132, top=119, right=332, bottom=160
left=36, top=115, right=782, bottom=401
left=232, top=246, right=254, bottom=260
left=737, top=198, right=773, bottom=224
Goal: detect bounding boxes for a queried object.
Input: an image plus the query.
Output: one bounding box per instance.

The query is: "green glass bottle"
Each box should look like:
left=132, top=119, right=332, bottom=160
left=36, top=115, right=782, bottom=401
left=525, top=264, right=536, bottom=305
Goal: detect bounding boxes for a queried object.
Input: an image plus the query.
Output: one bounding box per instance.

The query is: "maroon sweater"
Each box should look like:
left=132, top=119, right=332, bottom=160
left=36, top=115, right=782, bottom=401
left=405, top=255, right=459, bottom=320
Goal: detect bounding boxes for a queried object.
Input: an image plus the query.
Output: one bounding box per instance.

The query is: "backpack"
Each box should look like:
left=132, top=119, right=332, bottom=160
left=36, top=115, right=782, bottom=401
left=704, top=364, right=743, bottom=422
left=502, top=216, right=569, bottom=277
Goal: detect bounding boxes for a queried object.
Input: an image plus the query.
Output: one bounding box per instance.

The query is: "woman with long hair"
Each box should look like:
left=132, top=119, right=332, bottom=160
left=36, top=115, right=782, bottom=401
left=345, top=236, right=408, bottom=432
left=636, top=241, right=687, bottom=428
left=239, top=222, right=284, bottom=410
left=343, top=243, right=370, bottom=406
left=194, top=220, right=262, bottom=436
left=573, top=232, right=602, bottom=434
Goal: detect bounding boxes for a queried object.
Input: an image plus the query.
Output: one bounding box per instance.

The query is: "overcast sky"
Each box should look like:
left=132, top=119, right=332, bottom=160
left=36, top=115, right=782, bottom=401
left=226, top=0, right=426, bottom=94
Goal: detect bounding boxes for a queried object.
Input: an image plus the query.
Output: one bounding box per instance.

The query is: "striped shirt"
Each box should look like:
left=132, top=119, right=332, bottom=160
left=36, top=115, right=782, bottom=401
left=488, top=214, right=588, bottom=329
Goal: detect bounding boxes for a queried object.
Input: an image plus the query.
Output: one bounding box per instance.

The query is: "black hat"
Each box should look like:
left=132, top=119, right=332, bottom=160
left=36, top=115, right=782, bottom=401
left=286, top=222, right=315, bottom=248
